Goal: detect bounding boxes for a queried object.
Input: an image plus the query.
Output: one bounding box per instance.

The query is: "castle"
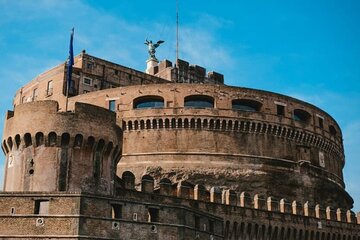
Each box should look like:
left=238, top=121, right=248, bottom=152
left=1, top=50, right=359, bottom=239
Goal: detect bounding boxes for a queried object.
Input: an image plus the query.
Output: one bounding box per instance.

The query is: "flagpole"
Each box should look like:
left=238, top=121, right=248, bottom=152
left=65, top=28, right=74, bottom=112
left=176, top=0, right=179, bottom=83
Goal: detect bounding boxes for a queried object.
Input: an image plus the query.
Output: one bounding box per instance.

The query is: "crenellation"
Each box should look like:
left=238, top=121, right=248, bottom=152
left=141, top=175, right=155, bottom=193
left=280, top=198, right=292, bottom=214
left=176, top=181, right=194, bottom=199
left=210, top=187, right=222, bottom=204
left=107, top=173, right=360, bottom=227
left=253, top=194, right=267, bottom=210
left=222, top=189, right=237, bottom=206
left=240, top=192, right=252, bottom=208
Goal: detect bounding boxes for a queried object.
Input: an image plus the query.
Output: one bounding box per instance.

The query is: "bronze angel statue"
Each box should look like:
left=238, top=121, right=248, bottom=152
left=145, top=39, right=164, bottom=61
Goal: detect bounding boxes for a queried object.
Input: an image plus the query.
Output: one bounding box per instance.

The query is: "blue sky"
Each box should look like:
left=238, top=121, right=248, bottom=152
left=0, top=0, right=359, bottom=211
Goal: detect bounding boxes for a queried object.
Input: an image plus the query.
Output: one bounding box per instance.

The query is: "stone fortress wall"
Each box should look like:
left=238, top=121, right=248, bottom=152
left=1, top=52, right=359, bottom=239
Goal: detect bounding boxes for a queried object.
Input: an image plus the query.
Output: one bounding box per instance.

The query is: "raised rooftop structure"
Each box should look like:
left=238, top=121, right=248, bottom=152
left=1, top=51, right=359, bottom=239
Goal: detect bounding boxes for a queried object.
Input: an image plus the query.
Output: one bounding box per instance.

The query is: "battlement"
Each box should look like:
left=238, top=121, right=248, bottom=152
left=149, top=58, right=224, bottom=84
left=117, top=172, right=360, bottom=225
left=3, top=100, right=120, bottom=143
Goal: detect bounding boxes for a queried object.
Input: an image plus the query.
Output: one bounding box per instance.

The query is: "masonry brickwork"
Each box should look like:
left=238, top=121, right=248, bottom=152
left=1, top=52, right=359, bottom=239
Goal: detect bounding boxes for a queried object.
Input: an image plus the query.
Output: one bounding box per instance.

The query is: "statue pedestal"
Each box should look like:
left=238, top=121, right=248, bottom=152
left=146, top=58, right=159, bottom=74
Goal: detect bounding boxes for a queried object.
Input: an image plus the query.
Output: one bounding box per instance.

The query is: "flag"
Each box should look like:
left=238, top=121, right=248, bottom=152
left=67, top=28, right=74, bottom=94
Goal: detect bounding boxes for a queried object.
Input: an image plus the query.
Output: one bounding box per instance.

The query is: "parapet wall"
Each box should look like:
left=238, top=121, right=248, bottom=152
left=118, top=172, right=360, bottom=226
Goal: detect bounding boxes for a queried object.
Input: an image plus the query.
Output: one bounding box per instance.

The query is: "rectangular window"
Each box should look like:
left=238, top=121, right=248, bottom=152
left=83, top=77, right=93, bottom=86
left=34, top=200, right=49, bottom=215
left=111, top=204, right=122, bottom=219
left=32, top=88, right=38, bottom=101
left=109, top=100, right=116, bottom=112
left=47, top=80, right=53, bottom=96
left=276, top=104, right=285, bottom=116
left=318, top=117, right=324, bottom=129
left=148, top=207, right=159, bottom=222
left=115, top=69, right=119, bottom=75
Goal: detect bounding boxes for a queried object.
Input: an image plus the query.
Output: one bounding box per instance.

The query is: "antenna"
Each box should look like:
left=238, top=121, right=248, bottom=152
left=176, top=0, right=179, bottom=82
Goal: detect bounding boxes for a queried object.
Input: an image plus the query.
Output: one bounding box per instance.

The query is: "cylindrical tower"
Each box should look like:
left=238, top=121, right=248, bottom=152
left=110, top=83, right=352, bottom=209
left=1, top=100, right=122, bottom=195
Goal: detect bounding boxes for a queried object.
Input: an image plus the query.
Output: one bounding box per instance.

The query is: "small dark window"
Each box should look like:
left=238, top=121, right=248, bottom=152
left=48, top=132, right=57, bottom=146
left=111, top=204, right=122, bottom=219
left=109, top=100, right=116, bottom=112
left=318, top=117, right=324, bottom=129
left=277, top=105, right=285, bottom=116
left=134, top=96, right=164, bottom=109
left=87, top=62, right=93, bottom=70
left=24, top=133, right=32, bottom=147
left=83, top=77, right=93, bottom=86
left=329, top=125, right=337, bottom=136
left=209, top=220, right=214, bottom=233
left=293, top=109, right=311, bottom=124
left=115, top=69, right=119, bottom=75
left=148, top=207, right=159, bottom=222
left=195, top=215, right=200, bottom=230
left=232, top=99, right=262, bottom=112
left=35, top=132, right=44, bottom=147
left=184, top=95, right=214, bottom=108
left=34, top=200, right=49, bottom=215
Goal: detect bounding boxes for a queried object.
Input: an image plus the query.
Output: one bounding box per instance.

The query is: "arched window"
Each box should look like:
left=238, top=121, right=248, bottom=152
left=133, top=96, right=164, bottom=109
left=232, top=99, right=262, bottom=112
left=293, top=109, right=311, bottom=123
left=48, top=132, right=57, bottom=146
left=158, top=119, right=164, bottom=128
left=35, top=132, right=44, bottom=147
left=24, top=133, right=32, bottom=147
left=177, top=118, right=183, bottom=128
left=184, top=95, right=214, bottom=108
left=15, top=134, right=21, bottom=149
